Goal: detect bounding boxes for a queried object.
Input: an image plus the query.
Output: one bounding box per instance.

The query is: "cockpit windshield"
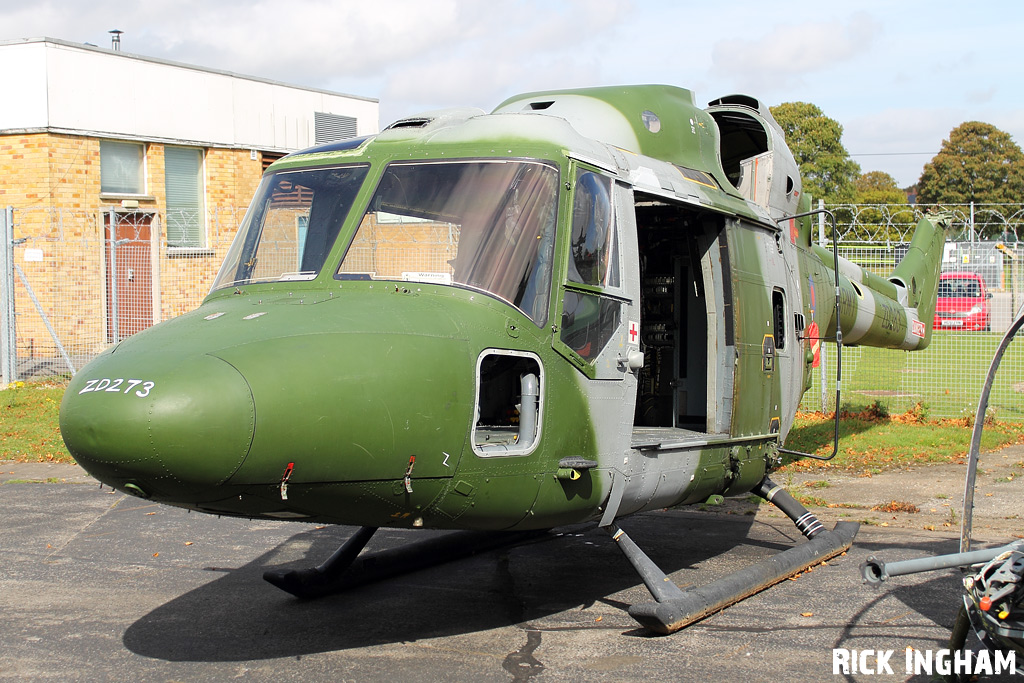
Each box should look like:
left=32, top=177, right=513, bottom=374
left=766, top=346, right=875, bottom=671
left=337, top=160, right=559, bottom=325
left=212, top=165, right=370, bottom=291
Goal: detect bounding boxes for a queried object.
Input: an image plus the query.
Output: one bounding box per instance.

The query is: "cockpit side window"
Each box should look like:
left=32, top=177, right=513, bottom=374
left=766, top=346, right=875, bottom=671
left=567, top=171, right=618, bottom=288
left=558, top=168, right=623, bottom=366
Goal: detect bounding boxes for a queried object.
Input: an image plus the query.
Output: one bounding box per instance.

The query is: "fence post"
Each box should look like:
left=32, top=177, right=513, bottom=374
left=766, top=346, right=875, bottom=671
left=108, top=208, right=128, bottom=344
left=970, top=201, right=975, bottom=243
left=0, top=206, right=16, bottom=385
left=818, top=199, right=827, bottom=411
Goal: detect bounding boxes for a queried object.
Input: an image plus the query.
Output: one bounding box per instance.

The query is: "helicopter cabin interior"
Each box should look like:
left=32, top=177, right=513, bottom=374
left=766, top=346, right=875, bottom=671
left=632, top=196, right=732, bottom=439
left=631, top=98, right=777, bottom=441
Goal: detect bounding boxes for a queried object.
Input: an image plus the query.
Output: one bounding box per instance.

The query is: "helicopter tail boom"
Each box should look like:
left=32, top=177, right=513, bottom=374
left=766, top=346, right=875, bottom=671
left=813, top=212, right=951, bottom=351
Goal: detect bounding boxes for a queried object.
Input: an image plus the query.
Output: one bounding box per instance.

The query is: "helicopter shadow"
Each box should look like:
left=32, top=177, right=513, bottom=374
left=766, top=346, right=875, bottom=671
left=122, top=509, right=776, bottom=662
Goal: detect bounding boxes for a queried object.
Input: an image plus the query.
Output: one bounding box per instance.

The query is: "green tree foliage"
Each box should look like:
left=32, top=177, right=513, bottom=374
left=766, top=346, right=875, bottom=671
left=917, top=121, right=1024, bottom=206
left=850, top=171, right=912, bottom=242
left=853, top=171, right=908, bottom=205
left=770, top=101, right=861, bottom=205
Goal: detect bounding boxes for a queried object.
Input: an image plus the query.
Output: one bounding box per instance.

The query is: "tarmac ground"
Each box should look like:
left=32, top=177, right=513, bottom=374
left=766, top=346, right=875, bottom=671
left=1, top=461, right=1021, bottom=682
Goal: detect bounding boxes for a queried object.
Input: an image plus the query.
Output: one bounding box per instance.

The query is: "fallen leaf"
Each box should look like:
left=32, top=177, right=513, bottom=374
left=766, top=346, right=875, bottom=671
left=595, top=616, right=603, bottom=622
left=146, top=512, right=157, bottom=516
left=184, top=542, right=193, bottom=546
left=801, top=612, right=814, bottom=617
left=153, top=552, right=159, bottom=557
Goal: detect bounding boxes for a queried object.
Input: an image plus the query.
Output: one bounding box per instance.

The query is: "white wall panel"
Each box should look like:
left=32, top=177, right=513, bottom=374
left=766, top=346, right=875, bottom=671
left=1, top=39, right=378, bottom=151
left=0, top=43, right=50, bottom=129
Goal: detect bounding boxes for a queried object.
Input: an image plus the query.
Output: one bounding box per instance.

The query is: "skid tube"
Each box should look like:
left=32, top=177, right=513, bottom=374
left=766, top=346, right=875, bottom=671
left=608, top=476, right=859, bottom=634
left=264, top=526, right=547, bottom=599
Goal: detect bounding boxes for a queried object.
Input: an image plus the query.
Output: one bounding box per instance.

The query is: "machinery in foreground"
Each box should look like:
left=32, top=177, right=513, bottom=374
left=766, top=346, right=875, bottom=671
left=862, top=307, right=1024, bottom=673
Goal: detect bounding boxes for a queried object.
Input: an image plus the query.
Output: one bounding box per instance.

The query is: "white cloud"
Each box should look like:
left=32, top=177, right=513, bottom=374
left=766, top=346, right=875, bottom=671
left=373, top=0, right=633, bottom=122
left=711, top=11, right=881, bottom=92
left=1, top=0, right=1021, bottom=187
left=143, top=0, right=473, bottom=81
left=968, top=86, right=998, bottom=105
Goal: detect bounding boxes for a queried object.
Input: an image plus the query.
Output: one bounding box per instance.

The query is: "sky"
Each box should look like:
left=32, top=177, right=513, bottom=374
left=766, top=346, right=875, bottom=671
left=2, top=0, right=1021, bottom=187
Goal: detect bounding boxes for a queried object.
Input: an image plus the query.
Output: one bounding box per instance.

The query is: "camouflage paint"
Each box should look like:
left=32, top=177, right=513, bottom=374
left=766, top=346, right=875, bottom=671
left=61, top=85, right=949, bottom=532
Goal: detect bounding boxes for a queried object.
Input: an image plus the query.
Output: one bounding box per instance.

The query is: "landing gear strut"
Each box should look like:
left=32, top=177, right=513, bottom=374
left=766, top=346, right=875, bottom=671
left=608, top=476, right=859, bottom=634
left=264, top=526, right=547, bottom=599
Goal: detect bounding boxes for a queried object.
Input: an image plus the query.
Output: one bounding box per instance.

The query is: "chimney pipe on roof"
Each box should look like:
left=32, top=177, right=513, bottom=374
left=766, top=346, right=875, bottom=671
left=109, top=29, right=123, bottom=51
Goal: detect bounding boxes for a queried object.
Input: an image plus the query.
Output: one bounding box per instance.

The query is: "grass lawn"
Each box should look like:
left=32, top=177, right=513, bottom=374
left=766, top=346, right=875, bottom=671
left=801, top=331, right=1024, bottom=420
left=782, top=406, right=1024, bottom=474
left=1, top=382, right=68, bottom=462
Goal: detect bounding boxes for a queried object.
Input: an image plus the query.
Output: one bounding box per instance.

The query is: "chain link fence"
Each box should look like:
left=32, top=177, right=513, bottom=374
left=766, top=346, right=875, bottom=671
left=1, top=206, right=238, bottom=382
left=3, top=202, right=1024, bottom=420
left=803, top=203, right=1024, bottom=420
left=830, top=202, right=1024, bottom=243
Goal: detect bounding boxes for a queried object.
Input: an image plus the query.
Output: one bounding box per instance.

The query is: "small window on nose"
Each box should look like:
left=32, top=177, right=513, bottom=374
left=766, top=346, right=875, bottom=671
left=473, top=351, right=542, bottom=456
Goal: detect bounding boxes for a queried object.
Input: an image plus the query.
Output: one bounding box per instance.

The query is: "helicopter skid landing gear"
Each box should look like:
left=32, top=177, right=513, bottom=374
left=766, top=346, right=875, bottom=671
left=263, top=525, right=547, bottom=599
left=608, top=477, right=859, bottom=634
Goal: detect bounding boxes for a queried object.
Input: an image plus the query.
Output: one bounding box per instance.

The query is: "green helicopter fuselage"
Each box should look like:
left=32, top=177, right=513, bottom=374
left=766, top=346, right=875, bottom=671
left=60, top=85, right=947, bottom=530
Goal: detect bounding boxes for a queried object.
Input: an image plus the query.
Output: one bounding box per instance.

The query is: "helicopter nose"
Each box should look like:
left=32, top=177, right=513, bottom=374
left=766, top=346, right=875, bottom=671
left=60, top=353, right=255, bottom=501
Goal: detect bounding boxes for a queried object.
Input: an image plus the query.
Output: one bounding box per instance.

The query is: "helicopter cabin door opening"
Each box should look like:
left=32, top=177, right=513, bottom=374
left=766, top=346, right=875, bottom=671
left=634, top=197, right=732, bottom=436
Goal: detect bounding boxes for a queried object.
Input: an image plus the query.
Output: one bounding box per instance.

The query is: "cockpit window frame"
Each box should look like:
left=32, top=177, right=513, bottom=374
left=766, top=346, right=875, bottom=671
left=210, top=163, right=371, bottom=293
left=333, top=157, right=561, bottom=328
left=553, top=164, right=629, bottom=377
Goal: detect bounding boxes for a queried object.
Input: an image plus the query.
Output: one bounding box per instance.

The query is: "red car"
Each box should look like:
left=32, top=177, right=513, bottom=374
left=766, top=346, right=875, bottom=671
left=933, top=272, right=991, bottom=331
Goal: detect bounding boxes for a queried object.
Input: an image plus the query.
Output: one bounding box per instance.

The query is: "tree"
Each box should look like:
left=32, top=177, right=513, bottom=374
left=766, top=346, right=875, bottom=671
left=850, top=171, right=912, bottom=242
left=917, top=121, right=1024, bottom=205
left=769, top=101, right=861, bottom=205
left=853, top=171, right=908, bottom=205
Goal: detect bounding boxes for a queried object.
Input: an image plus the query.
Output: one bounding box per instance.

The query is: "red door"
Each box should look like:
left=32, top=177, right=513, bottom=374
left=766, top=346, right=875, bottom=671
left=104, top=212, right=153, bottom=342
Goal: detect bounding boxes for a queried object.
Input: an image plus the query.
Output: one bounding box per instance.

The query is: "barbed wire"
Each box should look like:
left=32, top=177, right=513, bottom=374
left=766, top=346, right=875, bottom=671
left=827, top=203, right=1024, bottom=243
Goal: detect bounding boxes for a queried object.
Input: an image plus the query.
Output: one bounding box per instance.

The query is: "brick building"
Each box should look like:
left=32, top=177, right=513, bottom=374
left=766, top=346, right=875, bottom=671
left=0, top=37, right=377, bottom=370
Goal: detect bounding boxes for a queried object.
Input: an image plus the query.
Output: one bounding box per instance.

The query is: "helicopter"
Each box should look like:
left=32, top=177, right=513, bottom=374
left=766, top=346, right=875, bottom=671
left=59, top=84, right=950, bottom=634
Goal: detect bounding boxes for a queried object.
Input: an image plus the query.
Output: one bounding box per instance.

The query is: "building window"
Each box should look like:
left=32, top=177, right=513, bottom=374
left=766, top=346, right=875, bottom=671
left=314, top=112, right=358, bottom=144
left=165, top=147, right=206, bottom=249
left=100, top=141, right=145, bottom=194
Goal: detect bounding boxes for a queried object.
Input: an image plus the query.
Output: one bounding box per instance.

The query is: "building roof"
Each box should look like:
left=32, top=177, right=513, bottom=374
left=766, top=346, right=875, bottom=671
left=0, top=37, right=379, bottom=152
left=0, top=37, right=377, bottom=104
